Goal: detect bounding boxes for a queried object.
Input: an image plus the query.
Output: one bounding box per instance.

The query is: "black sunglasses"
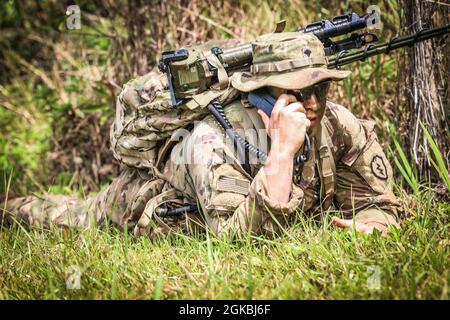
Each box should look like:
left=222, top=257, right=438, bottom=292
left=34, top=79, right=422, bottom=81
left=288, top=80, right=331, bottom=102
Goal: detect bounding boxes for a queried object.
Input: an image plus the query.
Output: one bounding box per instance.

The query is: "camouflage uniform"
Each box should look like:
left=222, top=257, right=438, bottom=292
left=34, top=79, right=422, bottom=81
left=1, top=33, right=402, bottom=238
left=160, top=98, right=401, bottom=237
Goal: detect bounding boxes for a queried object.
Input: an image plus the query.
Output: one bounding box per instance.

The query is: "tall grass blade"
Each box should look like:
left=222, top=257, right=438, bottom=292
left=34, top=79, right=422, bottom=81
left=420, top=121, right=450, bottom=192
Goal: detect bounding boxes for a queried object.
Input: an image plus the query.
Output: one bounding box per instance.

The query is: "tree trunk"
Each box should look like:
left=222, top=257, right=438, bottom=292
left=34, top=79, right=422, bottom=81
left=127, top=0, right=151, bottom=76
left=398, top=0, right=449, bottom=182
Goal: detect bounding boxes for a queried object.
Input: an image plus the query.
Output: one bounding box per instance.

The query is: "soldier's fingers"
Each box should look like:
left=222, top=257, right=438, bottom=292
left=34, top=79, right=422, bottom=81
left=290, top=113, right=311, bottom=131
left=284, top=101, right=306, bottom=114
left=257, top=110, right=270, bottom=133
left=356, top=223, right=376, bottom=235
left=331, top=216, right=354, bottom=228
left=285, top=94, right=298, bottom=104
left=299, top=117, right=311, bottom=130
left=332, top=217, right=377, bottom=235
left=272, top=94, right=297, bottom=120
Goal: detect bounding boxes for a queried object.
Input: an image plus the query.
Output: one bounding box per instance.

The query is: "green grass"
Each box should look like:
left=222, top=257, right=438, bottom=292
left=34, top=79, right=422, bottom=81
left=1, top=188, right=448, bottom=300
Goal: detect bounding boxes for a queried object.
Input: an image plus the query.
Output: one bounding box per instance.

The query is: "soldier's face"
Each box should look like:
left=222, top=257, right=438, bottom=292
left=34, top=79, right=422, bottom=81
left=267, top=81, right=329, bottom=137
left=299, top=91, right=326, bottom=137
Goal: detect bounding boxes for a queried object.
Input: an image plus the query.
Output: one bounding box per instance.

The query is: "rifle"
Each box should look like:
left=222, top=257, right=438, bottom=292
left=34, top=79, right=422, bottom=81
left=159, top=12, right=381, bottom=107
left=159, top=12, right=448, bottom=107
left=327, top=25, right=449, bottom=68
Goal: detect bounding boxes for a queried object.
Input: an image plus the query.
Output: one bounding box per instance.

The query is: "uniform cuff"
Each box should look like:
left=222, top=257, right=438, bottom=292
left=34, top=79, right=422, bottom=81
left=354, top=208, right=400, bottom=229
left=250, top=168, right=304, bottom=216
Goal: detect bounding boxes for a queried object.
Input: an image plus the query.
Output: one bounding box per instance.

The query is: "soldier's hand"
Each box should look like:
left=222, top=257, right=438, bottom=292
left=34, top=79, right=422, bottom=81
left=257, top=93, right=310, bottom=158
left=331, top=216, right=388, bottom=236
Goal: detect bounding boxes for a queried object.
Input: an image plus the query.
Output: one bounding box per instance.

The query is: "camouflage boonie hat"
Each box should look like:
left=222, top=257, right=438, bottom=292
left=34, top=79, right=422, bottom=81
left=231, top=32, right=351, bottom=92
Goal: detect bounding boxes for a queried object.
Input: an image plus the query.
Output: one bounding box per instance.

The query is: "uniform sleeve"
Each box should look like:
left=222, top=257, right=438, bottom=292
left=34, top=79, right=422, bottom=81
left=1, top=169, right=158, bottom=230
left=164, top=117, right=305, bottom=238
left=331, top=105, right=403, bottom=231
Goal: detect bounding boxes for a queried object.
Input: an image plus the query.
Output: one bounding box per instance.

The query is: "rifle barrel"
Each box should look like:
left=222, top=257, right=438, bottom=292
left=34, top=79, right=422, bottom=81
left=219, top=13, right=371, bottom=70
left=328, top=25, right=450, bottom=69
left=220, top=43, right=253, bottom=68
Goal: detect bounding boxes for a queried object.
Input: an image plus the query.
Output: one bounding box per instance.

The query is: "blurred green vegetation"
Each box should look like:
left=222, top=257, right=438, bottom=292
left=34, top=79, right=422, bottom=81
left=1, top=189, right=449, bottom=299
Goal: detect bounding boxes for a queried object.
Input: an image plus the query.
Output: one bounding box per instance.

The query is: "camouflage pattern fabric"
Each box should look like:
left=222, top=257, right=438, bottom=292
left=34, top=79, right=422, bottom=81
left=1, top=169, right=156, bottom=230
left=1, top=169, right=205, bottom=239
left=231, top=32, right=351, bottom=92
left=161, top=99, right=402, bottom=237
left=111, top=69, right=239, bottom=171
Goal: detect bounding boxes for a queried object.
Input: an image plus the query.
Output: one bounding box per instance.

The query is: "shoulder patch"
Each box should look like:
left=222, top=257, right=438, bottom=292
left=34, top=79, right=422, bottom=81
left=371, top=155, right=388, bottom=180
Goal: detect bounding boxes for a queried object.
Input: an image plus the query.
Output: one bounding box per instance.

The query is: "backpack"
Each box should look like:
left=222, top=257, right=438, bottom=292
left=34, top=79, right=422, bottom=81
left=109, top=41, right=244, bottom=238
left=110, top=68, right=239, bottom=175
